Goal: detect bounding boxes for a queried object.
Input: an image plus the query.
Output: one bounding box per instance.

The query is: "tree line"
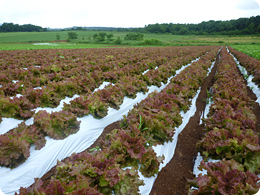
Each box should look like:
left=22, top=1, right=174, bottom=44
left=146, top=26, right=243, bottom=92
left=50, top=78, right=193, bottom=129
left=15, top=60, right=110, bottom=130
left=144, top=15, right=260, bottom=35
left=0, top=23, right=47, bottom=32
left=0, top=15, right=259, bottom=35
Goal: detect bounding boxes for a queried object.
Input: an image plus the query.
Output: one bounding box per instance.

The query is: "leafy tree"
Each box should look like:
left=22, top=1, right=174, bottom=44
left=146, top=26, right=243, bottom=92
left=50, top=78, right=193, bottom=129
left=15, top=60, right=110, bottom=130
left=140, top=39, right=163, bottom=45
left=98, top=32, right=107, bottom=42
left=114, top=37, right=122, bottom=45
left=106, top=33, right=114, bottom=41
left=93, top=33, right=98, bottom=40
left=178, top=27, right=189, bottom=35
left=0, top=22, right=47, bottom=32
left=124, top=32, right=144, bottom=41
left=0, top=23, right=18, bottom=32
left=144, top=15, right=260, bottom=35
left=257, top=24, right=260, bottom=34
left=68, top=32, right=78, bottom=40
left=93, top=32, right=108, bottom=42
left=56, top=33, right=60, bottom=41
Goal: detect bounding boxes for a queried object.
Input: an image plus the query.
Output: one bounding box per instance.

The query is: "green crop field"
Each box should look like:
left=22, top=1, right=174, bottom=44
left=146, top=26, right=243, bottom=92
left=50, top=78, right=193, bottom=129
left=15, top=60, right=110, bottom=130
left=0, top=43, right=114, bottom=50
left=230, top=44, right=260, bottom=60
left=0, top=31, right=259, bottom=50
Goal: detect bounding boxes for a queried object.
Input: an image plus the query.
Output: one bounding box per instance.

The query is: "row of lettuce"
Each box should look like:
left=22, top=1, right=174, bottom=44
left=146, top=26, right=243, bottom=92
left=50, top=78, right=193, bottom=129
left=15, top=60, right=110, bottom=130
left=61, top=48, right=208, bottom=119
left=187, top=47, right=260, bottom=194
left=16, top=47, right=220, bottom=194
left=0, top=47, right=213, bottom=168
left=228, top=46, right=260, bottom=88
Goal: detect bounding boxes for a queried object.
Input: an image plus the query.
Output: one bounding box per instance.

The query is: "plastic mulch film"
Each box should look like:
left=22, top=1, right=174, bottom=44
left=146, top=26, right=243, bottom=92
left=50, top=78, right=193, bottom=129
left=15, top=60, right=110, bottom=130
left=0, top=57, right=202, bottom=195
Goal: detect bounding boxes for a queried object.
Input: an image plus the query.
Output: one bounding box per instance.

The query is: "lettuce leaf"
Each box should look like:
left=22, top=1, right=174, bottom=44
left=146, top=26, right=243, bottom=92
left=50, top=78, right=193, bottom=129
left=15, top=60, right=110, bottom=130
left=0, top=136, right=30, bottom=168
left=188, top=159, right=260, bottom=195
left=34, top=110, right=80, bottom=139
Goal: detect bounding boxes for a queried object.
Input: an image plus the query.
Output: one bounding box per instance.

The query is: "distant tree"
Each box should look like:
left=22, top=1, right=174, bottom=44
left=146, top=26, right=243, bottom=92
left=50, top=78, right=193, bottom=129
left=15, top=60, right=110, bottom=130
left=146, top=23, right=163, bottom=33
left=21, top=24, right=42, bottom=32
left=114, top=37, right=122, bottom=45
left=257, top=24, right=260, bottom=34
left=98, top=32, right=107, bottom=42
left=246, top=22, right=255, bottom=34
left=124, top=32, right=144, bottom=41
left=56, top=33, right=60, bottom=41
left=0, top=23, right=19, bottom=32
left=106, top=33, right=114, bottom=41
left=93, top=32, right=107, bottom=42
left=144, top=15, right=260, bottom=35
left=93, top=33, right=98, bottom=40
left=87, top=35, right=92, bottom=41
left=0, top=23, right=47, bottom=32
left=68, top=32, right=78, bottom=40
left=178, top=27, right=189, bottom=35
left=75, top=27, right=83, bottom=30
left=140, top=39, right=163, bottom=45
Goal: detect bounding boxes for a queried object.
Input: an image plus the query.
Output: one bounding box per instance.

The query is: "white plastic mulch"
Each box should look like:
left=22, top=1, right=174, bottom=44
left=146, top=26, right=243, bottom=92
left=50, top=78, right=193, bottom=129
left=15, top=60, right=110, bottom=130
left=0, top=57, right=203, bottom=195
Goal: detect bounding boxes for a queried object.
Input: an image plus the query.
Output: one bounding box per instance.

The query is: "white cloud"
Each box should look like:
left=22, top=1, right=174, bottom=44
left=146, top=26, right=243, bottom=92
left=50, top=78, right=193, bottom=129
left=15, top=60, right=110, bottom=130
left=0, top=0, right=259, bottom=28
left=236, top=0, right=260, bottom=10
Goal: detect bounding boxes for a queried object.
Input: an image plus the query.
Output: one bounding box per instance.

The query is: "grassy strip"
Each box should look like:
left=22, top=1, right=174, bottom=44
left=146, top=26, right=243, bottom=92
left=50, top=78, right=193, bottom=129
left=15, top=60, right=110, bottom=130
left=228, top=46, right=260, bottom=87
left=230, top=44, right=260, bottom=60
left=0, top=31, right=259, bottom=50
left=0, top=43, right=114, bottom=50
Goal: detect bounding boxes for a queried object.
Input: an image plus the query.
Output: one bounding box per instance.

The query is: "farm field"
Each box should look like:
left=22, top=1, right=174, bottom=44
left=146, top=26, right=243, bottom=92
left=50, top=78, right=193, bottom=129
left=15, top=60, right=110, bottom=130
left=0, top=31, right=260, bottom=50
left=0, top=43, right=114, bottom=51
left=231, top=44, right=260, bottom=60
left=0, top=45, right=260, bottom=195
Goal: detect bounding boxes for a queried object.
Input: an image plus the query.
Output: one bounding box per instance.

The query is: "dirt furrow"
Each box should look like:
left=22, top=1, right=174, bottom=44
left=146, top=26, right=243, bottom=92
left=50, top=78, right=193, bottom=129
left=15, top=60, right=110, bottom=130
left=150, top=54, right=220, bottom=195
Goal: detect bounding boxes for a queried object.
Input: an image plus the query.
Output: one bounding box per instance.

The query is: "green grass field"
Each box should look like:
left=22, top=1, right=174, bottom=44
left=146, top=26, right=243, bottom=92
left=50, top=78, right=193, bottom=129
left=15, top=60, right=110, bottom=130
left=0, top=31, right=260, bottom=54
left=230, top=45, right=260, bottom=60
left=0, top=43, right=115, bottom=50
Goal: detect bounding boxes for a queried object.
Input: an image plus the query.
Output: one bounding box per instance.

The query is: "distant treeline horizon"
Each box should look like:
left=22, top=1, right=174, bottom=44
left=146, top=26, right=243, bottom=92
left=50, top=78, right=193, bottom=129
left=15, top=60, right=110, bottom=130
left=0, top=23, right=47, bottom=32
left=0, top=15, right=259, bottom=35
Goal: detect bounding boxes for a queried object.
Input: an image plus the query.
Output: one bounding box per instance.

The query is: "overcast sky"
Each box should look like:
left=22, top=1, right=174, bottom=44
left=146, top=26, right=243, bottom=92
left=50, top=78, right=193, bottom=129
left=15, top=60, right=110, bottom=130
left=0, top=0, right=260, bottom=28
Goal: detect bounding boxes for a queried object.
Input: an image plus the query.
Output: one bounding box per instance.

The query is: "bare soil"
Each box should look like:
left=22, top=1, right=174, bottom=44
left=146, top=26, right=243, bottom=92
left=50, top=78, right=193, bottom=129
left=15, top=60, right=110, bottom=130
left=150, top=55, right=219, bottom=195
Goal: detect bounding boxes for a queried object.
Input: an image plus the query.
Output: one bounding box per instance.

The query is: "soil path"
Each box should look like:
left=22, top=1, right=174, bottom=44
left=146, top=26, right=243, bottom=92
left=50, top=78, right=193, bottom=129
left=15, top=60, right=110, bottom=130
left=150, top=55, right=220, bottom=195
